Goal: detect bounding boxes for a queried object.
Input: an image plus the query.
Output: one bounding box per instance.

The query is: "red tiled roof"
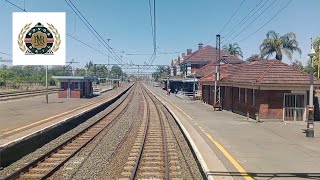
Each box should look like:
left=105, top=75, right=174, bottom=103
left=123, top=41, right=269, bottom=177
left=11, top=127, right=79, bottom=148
left=200, top=60, right=320, bottom=86
left=183, top=45, right=243, bottom=64
left=195, top=62, right=237, bottom=77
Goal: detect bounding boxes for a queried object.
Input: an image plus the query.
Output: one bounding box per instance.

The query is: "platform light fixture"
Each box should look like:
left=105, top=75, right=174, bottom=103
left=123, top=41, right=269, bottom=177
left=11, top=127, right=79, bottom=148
left=306, top=38, right=316, bottom=137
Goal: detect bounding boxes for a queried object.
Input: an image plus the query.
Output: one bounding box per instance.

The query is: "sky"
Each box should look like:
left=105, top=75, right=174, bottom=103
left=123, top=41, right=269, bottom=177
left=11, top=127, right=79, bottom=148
left=0, top=0, right=320, bottom=73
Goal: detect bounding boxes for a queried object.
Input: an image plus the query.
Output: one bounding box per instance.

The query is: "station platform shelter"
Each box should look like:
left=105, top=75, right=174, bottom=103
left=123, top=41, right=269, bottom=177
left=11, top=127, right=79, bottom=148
left=161, top=78, right=198, bottom=93
left=53, top=76, right=96, bottom=98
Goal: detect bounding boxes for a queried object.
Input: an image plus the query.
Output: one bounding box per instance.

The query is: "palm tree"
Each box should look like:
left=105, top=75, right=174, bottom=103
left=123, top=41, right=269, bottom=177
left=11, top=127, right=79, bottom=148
left=246, top=53, right=262, bottom=61
left=222, top=43, right=243, bottom=58
left=260, top=30, right=301, bottom=60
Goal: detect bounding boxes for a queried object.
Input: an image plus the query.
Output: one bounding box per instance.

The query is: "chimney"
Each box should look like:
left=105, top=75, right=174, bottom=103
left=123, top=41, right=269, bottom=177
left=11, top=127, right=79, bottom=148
left=198, top=43, right=203, bottom=50
left=187, top=49, right=192, bottom=55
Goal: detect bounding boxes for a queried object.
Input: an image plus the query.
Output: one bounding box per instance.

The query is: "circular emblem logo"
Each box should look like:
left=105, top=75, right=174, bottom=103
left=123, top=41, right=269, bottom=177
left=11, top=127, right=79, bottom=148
left=24, top=23, right=54, bottom=54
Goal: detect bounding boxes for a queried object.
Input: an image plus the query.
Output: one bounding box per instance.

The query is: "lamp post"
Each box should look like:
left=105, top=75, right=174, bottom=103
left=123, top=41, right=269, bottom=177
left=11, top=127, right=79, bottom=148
left=306, top=38, right=316, bottom=137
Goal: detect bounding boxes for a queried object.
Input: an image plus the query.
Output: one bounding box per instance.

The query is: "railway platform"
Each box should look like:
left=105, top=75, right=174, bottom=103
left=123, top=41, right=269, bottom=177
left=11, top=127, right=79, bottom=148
left=145, top=84, right=320, bottom=180
left=0, top=85, right=131, bottom=146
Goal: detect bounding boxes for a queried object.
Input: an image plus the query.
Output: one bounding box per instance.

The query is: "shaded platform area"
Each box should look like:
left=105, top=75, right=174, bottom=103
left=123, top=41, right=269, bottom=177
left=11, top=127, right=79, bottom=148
left=146, top=84, right=320, bottom=180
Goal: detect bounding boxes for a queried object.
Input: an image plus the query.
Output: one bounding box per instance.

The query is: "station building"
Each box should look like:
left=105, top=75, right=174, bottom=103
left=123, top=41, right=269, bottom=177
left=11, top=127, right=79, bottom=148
left=53, top=76, right=96, bottom=98
left=199, top=60, right=320, bottom=121
left=166, top=43, right=243, bottom=94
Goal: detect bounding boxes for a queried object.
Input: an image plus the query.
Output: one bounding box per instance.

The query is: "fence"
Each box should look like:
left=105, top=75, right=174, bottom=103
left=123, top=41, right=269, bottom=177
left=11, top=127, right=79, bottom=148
left=175, top=90, right=202, bottom=100
left=0, top=82, right=49, bottom=91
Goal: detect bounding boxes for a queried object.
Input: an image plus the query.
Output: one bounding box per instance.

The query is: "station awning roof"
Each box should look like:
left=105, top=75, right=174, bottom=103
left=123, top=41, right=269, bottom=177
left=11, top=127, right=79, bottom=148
left=52, top=76, right=97, bottom=81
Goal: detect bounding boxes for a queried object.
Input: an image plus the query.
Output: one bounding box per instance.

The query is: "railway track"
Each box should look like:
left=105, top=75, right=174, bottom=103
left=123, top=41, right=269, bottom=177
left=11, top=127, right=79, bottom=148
left=0, top=89, right=58, bottom=101
left=2, top=85, right=135, bottom=180
left=120, top=86, right=183, bottom=180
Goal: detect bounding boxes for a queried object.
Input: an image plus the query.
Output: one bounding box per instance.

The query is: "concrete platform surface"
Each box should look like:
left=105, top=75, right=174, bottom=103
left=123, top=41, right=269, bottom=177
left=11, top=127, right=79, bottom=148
left=146, top=84, right=320, bottom=180
left=0, top=85, right=130, bottom=145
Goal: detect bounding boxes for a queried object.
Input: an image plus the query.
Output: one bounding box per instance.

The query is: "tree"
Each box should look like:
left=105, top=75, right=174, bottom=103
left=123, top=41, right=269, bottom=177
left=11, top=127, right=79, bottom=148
left=222, top=43, right=243, bottom=58
left=152, top=66, right=170, bottom=81
left=291, top=60, right=303, bottom=71
left=110, top=65, right=123, bottom=79
left=246, top=54, right=262, bottom=62
left=260, top=30, right=302, bottom=61
left=312, top=37, right=320, bottom=77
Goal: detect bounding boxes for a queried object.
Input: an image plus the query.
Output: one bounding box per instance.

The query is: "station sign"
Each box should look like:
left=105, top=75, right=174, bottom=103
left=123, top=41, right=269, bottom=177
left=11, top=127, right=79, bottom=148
left=12, top=12, right=66, bottom=65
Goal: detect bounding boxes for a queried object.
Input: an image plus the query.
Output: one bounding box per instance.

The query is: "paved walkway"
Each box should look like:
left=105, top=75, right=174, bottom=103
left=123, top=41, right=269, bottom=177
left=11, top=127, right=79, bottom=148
left=148, top=85, right=320, bottom=180
left=0, top=86, right=122, bottom=134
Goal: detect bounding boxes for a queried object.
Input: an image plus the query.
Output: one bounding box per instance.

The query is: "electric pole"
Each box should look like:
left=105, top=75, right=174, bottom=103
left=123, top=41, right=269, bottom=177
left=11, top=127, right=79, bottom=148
left=107, top=39, right=111, bottom=87
left=46, top=65, right=48, bottom=104
left=214, top=34, right=221, bottom=111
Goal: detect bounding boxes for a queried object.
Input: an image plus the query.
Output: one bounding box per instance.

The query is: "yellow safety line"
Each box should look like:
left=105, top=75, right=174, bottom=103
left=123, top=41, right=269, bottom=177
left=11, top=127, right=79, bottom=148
left=203, top=132, right=253, bottom=180
left=147, top=86, right=253, bottom=180
left=1, top=90, right=120, bottom=136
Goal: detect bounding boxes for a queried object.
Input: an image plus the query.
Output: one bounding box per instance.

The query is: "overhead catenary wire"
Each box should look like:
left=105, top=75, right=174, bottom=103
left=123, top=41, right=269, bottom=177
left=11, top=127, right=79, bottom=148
left=222, top=0, right=266, bottom=43
left=146, top=0, right=157, bottom=66
left=237, top=0, right=293, bottom=43
left=4, top=0, right=26, bottom=12
left=65, top=0, right=125, bottom=64
left=218, top=0, right=247, bottom=35
left=223, top=0, right=278, bottom=46
left=0, top=51, right=12, bottom=56
left=66, top=34, right=113, bottom=59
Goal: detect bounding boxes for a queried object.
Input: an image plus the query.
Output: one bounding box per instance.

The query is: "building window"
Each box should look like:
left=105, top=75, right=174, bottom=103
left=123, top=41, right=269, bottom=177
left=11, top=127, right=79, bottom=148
left=74, top=82, right=79, bottom=90
left=245, top=88, right=247, bottom=103
left=252, top=89, right=255, bottom=105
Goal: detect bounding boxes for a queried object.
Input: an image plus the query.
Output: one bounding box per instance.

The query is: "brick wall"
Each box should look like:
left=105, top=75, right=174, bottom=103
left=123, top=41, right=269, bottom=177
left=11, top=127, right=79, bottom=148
left=71, top=90, right=80, bottom=98
left=256, top=90, right=289, bottom=120
left=58, top=90, right=67, bottom=98
left=202, top=84, right=291, bottom=120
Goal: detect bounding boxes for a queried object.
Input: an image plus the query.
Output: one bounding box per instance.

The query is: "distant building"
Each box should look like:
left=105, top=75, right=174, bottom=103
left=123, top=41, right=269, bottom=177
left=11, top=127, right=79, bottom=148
left=178, top=43, right=243, bottom=78
left=53, top=76, right=96, bottom=98
left=166, top=43, right=243, bottom=94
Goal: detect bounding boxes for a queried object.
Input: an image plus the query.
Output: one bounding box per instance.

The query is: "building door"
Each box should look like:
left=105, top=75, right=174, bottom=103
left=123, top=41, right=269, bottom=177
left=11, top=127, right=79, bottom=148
left=284, top=94, right=305, bottom=121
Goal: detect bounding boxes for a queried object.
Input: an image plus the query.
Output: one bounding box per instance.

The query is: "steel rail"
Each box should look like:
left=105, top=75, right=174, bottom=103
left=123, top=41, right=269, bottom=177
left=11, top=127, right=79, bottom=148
left=145, top=87, right=170, bottom=180
left=129, top=87, right=169, bottom=180
left=0, top=89, right=58, bottom=97
left=129, top=88, right=150, bottom=180
left=68, top=86, right=141, bottom=179
left=3, top=85, right=135, bottom=180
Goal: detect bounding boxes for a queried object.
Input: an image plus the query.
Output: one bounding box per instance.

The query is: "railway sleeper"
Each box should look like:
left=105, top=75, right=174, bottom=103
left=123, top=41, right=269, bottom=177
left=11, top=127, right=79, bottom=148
left=58, top=149, right=75, bottom=154
left=143, top=161, right=163, bottom=165
left=37, top=162, right=59, bottom=168
left=143, top=152, right=162, bottom=157
left=19, top=173, right=45, bottom=179
left=51, top=153, right=70, bottom=158
left=45, top=157, right=65, bottom=163
left=143, top=148, right=161, bottom=152
left=142, top=156, right=162, bottom=161
left=27, top=167, right=50, bottom=174
left=125, top=160, right=136, bottom=166
left=170, top=171, right=182, bottom=177
left=140, top=171, right=163, bottom=178
left=139, top=166, right=163, bottom=172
